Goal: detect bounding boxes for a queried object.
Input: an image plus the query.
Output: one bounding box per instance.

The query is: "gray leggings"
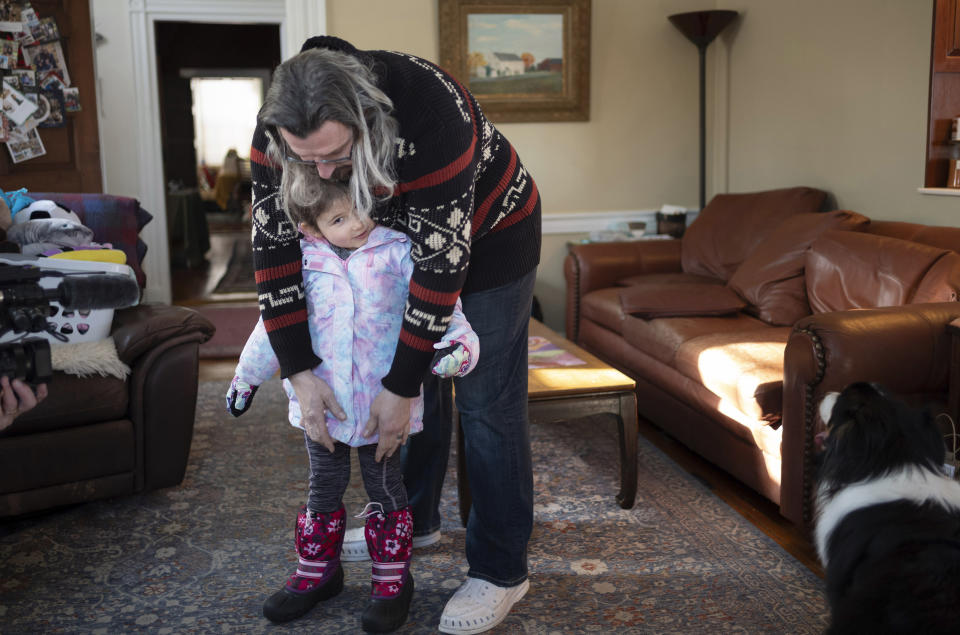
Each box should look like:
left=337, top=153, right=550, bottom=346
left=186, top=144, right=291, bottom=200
left=304, top=433, right=408, bottom=514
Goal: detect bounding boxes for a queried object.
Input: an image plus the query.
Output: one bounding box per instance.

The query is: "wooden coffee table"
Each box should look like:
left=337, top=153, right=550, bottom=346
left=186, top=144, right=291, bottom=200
left=456, top=319, right=638, bottom=526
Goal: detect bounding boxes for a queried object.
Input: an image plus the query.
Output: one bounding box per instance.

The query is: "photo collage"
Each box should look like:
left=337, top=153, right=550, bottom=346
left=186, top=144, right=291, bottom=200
left=0, top=1, right=81, bottom=164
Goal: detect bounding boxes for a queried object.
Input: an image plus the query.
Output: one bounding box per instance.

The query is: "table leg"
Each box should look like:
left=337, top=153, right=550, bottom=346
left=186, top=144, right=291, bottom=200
left=616, top=392, right=638, bottom=509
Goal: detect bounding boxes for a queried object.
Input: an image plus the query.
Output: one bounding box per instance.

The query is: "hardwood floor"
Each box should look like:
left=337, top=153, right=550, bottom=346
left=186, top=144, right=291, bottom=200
left=171, top=229, right=252, bottom=305
left=178, top=225, right=823, bottom=579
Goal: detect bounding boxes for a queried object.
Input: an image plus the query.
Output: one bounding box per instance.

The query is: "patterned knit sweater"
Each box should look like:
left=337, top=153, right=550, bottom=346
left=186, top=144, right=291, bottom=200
left=250, top=37, right=542, bottom=397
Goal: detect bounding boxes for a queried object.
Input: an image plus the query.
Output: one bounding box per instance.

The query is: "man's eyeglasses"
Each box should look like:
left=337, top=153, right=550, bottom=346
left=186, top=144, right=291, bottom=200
left=281, top=140, right=352, bottom=168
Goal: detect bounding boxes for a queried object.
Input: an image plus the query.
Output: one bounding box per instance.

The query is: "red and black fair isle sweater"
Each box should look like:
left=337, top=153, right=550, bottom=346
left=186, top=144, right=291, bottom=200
left=250, top=37, right=542, bottom=398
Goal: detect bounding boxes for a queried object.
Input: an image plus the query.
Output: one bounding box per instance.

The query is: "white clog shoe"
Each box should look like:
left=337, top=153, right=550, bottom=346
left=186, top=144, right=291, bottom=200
left=438, top=576, right=530, bottom=634
left=341, top=527, right=442, bottom=562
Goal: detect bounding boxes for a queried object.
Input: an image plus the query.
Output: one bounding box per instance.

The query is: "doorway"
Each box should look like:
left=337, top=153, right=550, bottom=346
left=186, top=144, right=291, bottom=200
left=154, top=21, right=280, bottom=306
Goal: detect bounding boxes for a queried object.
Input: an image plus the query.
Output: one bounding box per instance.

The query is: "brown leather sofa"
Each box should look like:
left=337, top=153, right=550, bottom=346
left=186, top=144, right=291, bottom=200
left=565, top=187, right=960, bottom=527
left=0, top=193, right=215, bottom=517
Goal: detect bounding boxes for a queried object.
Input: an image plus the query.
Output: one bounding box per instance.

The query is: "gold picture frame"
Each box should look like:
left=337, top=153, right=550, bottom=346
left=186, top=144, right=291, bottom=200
left=438, top=0, right=590, bottom=123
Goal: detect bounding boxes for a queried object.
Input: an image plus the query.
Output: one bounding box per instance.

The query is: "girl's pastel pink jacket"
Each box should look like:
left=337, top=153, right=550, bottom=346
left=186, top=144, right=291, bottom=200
left=235, top=226, right=478, bottom=446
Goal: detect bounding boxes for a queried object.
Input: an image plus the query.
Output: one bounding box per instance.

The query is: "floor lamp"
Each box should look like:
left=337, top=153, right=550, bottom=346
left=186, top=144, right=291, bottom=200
left=668, top=10, right=738, bottom=211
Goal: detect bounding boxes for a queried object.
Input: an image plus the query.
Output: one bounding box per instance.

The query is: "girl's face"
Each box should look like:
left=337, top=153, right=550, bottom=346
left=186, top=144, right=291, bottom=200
left=301, top=197, right=374, bottom=250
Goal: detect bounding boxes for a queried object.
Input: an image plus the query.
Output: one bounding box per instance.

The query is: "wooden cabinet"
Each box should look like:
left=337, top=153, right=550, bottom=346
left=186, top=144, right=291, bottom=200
left=0, top=0, right=101, bottom=193
left=926, top=0, right=960, bottom=188
left=933, top=0, right=960, bottom=73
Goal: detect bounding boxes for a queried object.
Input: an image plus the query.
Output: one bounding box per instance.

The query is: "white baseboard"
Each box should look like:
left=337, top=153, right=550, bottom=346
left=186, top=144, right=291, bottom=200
left=541, top=209, right=697, bottom=235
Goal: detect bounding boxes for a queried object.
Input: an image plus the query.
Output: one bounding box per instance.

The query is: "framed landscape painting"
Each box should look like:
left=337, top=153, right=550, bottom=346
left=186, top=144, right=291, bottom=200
left=438, top=0, right=590, bottom=123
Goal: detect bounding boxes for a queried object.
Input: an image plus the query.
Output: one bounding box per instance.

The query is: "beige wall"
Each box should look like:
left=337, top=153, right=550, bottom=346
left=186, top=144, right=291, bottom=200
left=723, top=0, right=953, bottom=224
left=93, top=1, right=952, bottom=331
left=328, top=0, right=715, bottom=331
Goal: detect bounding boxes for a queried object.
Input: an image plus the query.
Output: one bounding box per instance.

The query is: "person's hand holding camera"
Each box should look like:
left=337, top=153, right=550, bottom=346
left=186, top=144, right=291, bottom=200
left=0, top=375, right=47, bottom=432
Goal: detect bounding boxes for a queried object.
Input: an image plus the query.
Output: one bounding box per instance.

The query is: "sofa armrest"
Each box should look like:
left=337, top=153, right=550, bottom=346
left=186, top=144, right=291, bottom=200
left=564, top=239, right=681, bottom=341
left=112, top=303, right=215, bottom=365
left=779, top=302, right=960, bottom=526
left=110, top=303, right=214, bottom=492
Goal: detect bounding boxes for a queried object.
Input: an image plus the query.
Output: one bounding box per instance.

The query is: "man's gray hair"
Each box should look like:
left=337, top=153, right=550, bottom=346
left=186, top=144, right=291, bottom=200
left=258, top=47, right=398, bottom=219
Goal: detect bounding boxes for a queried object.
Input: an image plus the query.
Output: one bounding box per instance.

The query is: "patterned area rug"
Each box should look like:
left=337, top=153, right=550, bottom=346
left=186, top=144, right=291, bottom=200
left=194, top=303, right=262, bottom=359
left=0, top=380, right=829, bottom=633
left=212, top=236, right=256, bottom=295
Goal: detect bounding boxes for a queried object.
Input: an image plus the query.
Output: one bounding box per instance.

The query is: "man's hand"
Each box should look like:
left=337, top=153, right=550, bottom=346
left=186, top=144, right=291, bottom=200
left=0, top=376, right=47, bottom=432
left=364, top=387, right=413, bottom=462
left=288, top=370, right=346, bottom=452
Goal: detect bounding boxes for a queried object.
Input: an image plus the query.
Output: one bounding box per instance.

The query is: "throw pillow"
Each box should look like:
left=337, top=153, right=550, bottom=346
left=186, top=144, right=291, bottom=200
left=681, top=186, right=827, bottom=281
left=806, top=230, right=950, bottom=313
left=619, top=282, right=746, bottom=318
left=727, top=210, right=870, bottom=326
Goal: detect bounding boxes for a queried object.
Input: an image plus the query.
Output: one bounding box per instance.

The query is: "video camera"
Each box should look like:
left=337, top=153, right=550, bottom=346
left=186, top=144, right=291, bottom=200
left=0, top=262, right=140, bottom=385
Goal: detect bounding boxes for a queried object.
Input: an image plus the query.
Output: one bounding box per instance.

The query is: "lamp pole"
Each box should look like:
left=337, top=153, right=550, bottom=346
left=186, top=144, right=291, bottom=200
left=668, top=10, right=738, bottom=211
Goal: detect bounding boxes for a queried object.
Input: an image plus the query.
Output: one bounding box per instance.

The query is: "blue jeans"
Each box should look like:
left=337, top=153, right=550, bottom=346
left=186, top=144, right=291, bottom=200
left=403, top=270, right=535, bottom=587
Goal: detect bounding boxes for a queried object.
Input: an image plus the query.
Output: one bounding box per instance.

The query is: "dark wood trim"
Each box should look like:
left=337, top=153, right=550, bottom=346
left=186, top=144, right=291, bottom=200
left=925, top=0, right=960, bottom=188
left=0, top=0, right=102, bottom=192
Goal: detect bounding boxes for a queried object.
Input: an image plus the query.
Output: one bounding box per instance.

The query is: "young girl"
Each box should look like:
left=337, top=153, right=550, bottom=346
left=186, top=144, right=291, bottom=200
left=226, top=182, right=477, bottom=632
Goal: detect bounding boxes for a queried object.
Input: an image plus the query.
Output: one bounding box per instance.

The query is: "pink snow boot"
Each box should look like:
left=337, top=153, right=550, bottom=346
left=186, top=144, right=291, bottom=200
left=262, top=505, right=346, bottom=623
left=361, top=506, right=415, bottom=633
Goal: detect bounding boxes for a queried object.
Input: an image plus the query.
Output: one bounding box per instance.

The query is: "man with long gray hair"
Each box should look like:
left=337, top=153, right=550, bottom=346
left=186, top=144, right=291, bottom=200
left=250, top=36, right=541, bottom=633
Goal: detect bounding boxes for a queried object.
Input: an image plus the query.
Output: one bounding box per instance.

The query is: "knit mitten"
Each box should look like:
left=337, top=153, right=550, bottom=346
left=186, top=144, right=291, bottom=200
left=431, top=341, right=472, bottom=378
left=225, top=376, right=258, bottom=417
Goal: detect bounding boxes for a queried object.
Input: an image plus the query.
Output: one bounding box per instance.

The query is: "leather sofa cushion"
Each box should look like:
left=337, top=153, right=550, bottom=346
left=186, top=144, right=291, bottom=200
left=0, top=419, right=134, bottom=495
left=621, top=312, right=769, bottom=367
left=914, top=252, right=960, bottom=303
left=620, top=282, right=745, bottom=318
left=674, top=327, right=791, bottom=426
left=617, top=272, right=719, bottom=287
left=7, top=372, right=128, bottom=434
left=582, top=288, right=627, bottom=334
left=807, top=230, right=951, bottom=312
left=681, top=187, right=827, bottom=281
left=583, top=273, right=728, bottom=334
left=728, top=210, right=870, bottom=326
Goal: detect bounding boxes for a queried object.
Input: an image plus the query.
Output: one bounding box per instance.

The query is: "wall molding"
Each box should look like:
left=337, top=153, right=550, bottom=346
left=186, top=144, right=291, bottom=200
left=541, top=209, right=696, bottom=235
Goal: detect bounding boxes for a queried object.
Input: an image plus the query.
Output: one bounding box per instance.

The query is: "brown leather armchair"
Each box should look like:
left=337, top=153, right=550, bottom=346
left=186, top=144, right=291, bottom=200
left=0, top=192, right=215, bottom=517
left=0, top=304, right=214, bottom=517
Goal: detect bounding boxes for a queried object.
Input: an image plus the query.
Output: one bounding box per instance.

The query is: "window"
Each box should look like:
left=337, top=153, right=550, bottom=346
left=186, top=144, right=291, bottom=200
left=190, top=76, right=263, bottom=166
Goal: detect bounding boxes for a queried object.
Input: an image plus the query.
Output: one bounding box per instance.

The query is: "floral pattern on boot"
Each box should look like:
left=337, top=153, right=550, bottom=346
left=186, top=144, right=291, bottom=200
left=286, top=505, right=345, bottom=594
left=364, top=507, right=413, bottom=598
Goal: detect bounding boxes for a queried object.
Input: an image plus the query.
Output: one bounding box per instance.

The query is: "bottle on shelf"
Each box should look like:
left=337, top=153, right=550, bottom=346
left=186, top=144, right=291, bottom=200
left=948, top=117, right=960, bottom=189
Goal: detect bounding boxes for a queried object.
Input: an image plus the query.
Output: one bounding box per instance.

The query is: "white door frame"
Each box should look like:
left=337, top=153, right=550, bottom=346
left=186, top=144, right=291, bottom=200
left=127, top=0, right=325, bottom=303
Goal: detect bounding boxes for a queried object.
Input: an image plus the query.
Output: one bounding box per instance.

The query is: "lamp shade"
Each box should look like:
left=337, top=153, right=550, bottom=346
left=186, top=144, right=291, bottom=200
left=668, top=10, right=738, bottom=49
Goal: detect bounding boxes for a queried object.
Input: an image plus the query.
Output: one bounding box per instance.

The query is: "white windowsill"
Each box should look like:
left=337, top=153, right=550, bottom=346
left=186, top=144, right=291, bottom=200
left=918, top=187, right=960, bottom=197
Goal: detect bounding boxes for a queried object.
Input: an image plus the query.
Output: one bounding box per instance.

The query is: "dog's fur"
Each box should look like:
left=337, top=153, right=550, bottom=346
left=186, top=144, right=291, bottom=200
left=815, top=382, right=960, bottom=633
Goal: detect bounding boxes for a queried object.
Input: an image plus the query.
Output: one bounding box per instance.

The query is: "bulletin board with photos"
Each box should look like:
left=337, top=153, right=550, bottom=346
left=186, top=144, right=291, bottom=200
left=0, top=0, right=81, bottom=165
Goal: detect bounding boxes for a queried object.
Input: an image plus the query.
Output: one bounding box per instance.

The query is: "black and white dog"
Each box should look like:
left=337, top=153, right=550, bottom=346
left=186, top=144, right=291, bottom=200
left=815, top=382, right=960, bottom=633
